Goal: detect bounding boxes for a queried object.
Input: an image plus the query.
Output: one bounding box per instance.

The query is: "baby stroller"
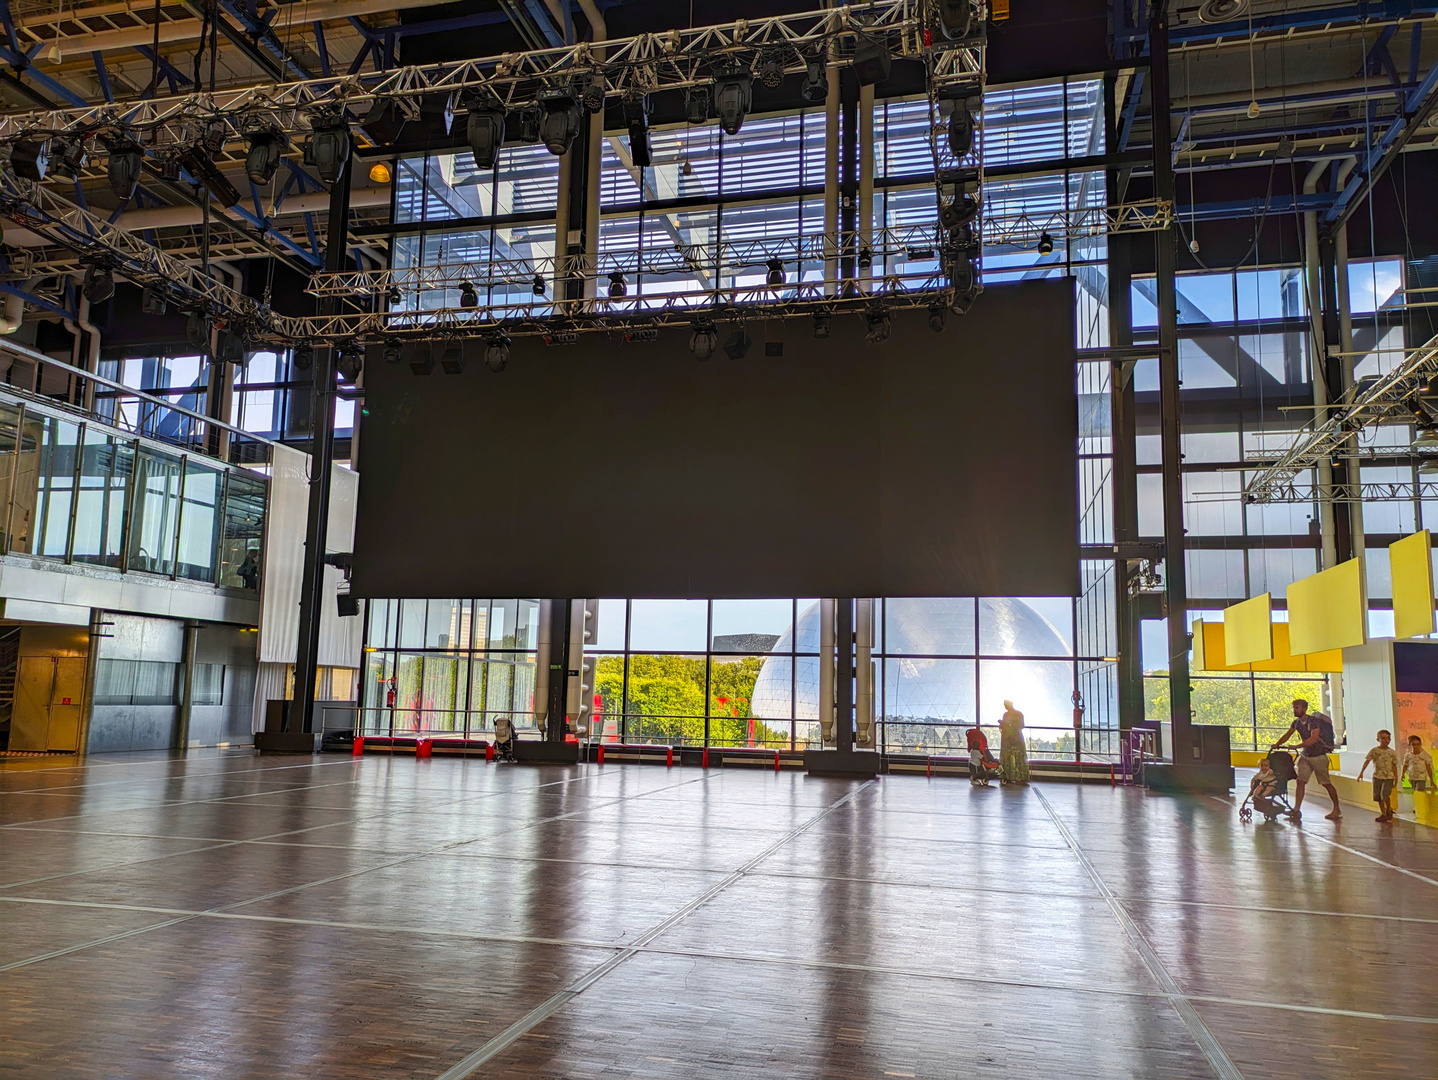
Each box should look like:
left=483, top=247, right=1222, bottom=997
left=493, top=715, right=517, bottom=763
left=1240, top=750, right=1297, bottom=822
left=967, top=727, right=1001, bottom=786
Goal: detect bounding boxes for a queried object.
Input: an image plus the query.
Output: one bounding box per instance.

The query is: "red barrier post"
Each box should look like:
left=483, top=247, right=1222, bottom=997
left=485, top=742, right=495, bottom=761
left=598, top=744, right=605, bottom=765
left=417, top=738, right=433, bottom=759
left=774, top=750, right=780, bottom=772
left=702, top=747, right=709, bottom=769
left=666, top=746, right=674, bottom=768
left=352, top=737, right=364, bottom=757
left=927, top=757, right=932, bottom=778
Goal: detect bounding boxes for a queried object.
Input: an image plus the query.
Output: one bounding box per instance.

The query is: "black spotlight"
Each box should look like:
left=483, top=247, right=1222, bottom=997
left=623, top=93, right=651, bottom=167
left=81, top=265, right=114, bottom=304
left=812, top=310, right=832, bottom=339
left=49, top=137, right=87, bottom=178
left=141, top=284, right=167, bottom=316
left=938, top=0, right=972, bottom=40
left=440, top=341, right=465, bottom=375
left=107, top=141, right=144, bottom=199
left=608, top=273, right=626, bottom=299
left=852, top=39, right=892, bottom=86
left=336, top=346, right=363, bottom=384
left=952, top=254, right=979, bottom=295
left=484, top=332, right=511, bottom=372
left=409, top=342, right=435, bottom=375
left=304, top=115, right=351, bottom=185
left=467, top=107, right=506, bottom=169
left=858, top=247, right=873, bottom=271
left=685, top=85, right=710, bottom=125
left=927, top=303, right=946, bottom=333
left=723, top=329, right=752, bottom=359
left=517, top=105, right=543, bottom=143
left=382, top=343, right=403, bottom=365
left=10, top=139, right=49, bottom=182
left=948, top=104, right=976, bottom=158
left=532, top=274, right=546, bottom=296
left=759, top=50, right=785, bottom=89
left=538, top=87, right=582, bottom=156
left=459, top=281, right=479, bottom=309
left=187, top=310, right=211, bottom=350
left=1037, top=232, right=1055, bottom=255
left=245, top=130, right=285, bottom=185
left=385, top=285, right=402, bottom=306
left=292, top=343, right=314, bottom=372
left=580, top=75, right=606, bottom=114
left=864, top=305, right=891, bottom=346
left=689, top=319, right=718, bottom=360
left=765, top=259, right=785, bottom=287
left=713, top=72, right=752, bottom=136
left=800, top=58, right=829, bottom=104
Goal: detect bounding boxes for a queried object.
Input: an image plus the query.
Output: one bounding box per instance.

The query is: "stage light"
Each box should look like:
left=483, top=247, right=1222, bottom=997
left=385, top=285, right=402, bottom=306
left=937, top=0, right=972, bottom=39
left=689, top=319, right=718, bottom=360
left=1037, top=232, right=1055, bottom=255
left=484, top=332, right=511, bottom=372
left=723, top=329, right=752, bottom=359
left=952, top=254, right=979, bottom=294
left=81, top=265, right=114, bottom=304
left=200, top=120, right=227, bottom=153
left=608, top=273, right=626, bottom=299
left=765, top=259, right=785, bottom=287
left=532, top=274, right=546, bottom=296
left=467, top=107, right=506, bottom=169
left=517, top=106, right=543, bottom=143
left=927, top=303, right=946, bottom=333
left=187, top=311, right=211, bottom=350
left=713, top=73, right=752, bottom=136
left=459, top=281, right=479, bottom=309
left=1415, top=427, right=1438, bottom=447
left=948, top=104, right=975, bottom=158
left=409, top=342, right=435, bottom=375
left=864, top=305, right=891, bottom=346
left=292, top=343, right=314, bottom=372
left=759, top=51, right=785, bottom=89
left=580, top=75, right=606, bottom=114
left=858, top=247, right=872, bottom=270
left=440, top=341, right=465, bottom=375
left=685, top=85, right=710, bottom=125
left=49, top=137, right=86, bottom=178
left=245, top=131, right=284, bottom=185
left=801, top=58, right=829, bottom=104
left=812, top=311, right=832, bottom=338
left=335, top=346, right=362, bottom=383
left=382, top=344, right=403, bottom=365
left=1421, top=459, right=1438, bottom=475
left=304, top=115, right=351, bottom=185
left=10, top=139, right=48, bottom=182
left=623, top=93, right=651, bottom=167
left=368, top=161, right=392, bottom=184
left=538, top=88, right=582, bottom=156
left=852, top=39, right=892, bottom=86
left=107, top=141, right=143, bottom=199
left=141, top=285, right=167, bottom=316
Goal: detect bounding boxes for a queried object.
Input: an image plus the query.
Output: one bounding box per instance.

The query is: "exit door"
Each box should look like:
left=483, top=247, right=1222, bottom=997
left=11, top=655, right=85, bottom=752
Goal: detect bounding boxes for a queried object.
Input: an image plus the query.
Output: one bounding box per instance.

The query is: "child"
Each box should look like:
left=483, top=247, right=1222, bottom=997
left=1249, top=756, right=1279, bottom=816
left=1403, top=735, right=1435, bottom=794
left=1357, top=729, right=1400, bottom=822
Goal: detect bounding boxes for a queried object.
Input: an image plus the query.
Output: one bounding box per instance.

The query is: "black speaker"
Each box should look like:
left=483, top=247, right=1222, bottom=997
left=1190, top=724, right=1231, bottom=766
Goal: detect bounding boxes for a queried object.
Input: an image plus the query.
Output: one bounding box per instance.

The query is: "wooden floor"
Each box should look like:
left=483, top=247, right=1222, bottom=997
left=2, top=753, right=1436, bottom=1079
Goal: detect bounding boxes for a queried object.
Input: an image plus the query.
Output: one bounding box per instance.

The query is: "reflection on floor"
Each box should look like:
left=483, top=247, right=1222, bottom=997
left=2, top=751, right=1435, bottom=1079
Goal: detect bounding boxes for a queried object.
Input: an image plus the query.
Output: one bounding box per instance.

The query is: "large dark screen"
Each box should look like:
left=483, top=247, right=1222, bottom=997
left=352, top=278, right=1078, bottom=598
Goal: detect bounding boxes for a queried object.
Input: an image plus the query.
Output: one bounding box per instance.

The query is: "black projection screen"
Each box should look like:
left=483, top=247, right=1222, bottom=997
left=352, top=278, right=1079, bottom=599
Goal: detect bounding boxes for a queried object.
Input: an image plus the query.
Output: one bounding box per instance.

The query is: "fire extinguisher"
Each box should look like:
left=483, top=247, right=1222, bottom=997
left=1072, top=690, right=1084, bottom=731
left=386, top=676, right=397, bottom=711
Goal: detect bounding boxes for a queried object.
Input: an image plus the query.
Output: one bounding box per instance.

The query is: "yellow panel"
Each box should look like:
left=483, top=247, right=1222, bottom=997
left=1391, top=530, right=1435, bottom=640
left=1287, top=558, right=1367, bottom=655
left=1191, top=618, right=1207, bottom=669
left=1192, top=620, right=1247, bottom=672
left=1224, top=593, right=1274, bottom=665
left=1304, top=648, right=1344, bottom=673
left=1250, top=622, right=1308, bottom=673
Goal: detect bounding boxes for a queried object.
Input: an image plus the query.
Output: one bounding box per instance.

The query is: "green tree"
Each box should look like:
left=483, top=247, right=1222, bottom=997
left=593, top=653, right=789, bottom=747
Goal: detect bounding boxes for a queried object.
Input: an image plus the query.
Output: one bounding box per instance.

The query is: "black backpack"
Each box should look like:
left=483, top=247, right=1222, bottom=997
left=1305, top=714, right=1335, bottom=754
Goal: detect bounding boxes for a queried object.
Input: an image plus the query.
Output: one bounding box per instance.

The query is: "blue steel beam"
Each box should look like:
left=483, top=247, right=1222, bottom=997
left=1119, top=2, right=1438, bottom=47
left=1324, top=59, right=1438, bottom=230
left=0, top=281, right=75, bottom=320
left=219, top=1, right=312, bottom=82
left=91, top=52, right=114, bottom=104
left=311, top=21, right=331, bottom=77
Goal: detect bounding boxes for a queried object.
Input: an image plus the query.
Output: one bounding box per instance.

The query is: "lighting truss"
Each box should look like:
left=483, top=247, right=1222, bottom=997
left=982, top=199, right=1174, bottom=249
left=0, top=171, right=304, bottom=339
left=1242, top=328, right=1438, bottom=504
left=1234, top=479, right=1438, bottom=505
left=0, top=1, right=984, bottom=150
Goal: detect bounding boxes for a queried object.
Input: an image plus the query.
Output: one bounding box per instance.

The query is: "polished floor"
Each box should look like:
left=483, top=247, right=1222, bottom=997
left=2, top=753, right=1436, bottom=1079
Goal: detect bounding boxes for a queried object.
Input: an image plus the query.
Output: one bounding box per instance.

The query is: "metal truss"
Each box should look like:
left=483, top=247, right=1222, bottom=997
left=296, top=273, right=960, bottom=344
left=0, top=171, right=303, bottom=338
left=0, top=1, right=984, bottom=148
left=1230, top=479, right=1438, bottom=505
left=982, top=199, right=1173, bottom=248
left=1243, top=329, right=1438, bottom=504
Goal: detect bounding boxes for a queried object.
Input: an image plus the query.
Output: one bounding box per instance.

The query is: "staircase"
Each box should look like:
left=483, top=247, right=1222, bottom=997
left=0, top=627, right=21, bottom=751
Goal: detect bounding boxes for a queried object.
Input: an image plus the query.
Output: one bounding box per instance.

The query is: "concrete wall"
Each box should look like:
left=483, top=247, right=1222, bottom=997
left=85, top=612, right=185, bottom=753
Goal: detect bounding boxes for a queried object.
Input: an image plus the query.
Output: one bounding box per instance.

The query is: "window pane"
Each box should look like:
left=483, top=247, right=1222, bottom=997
left=978, top=658, right=1074, bottom=731
left=220, top=471, right=265, bottom=589
left=629, top=599, right=707, bottom=653
left=73, top=432, right=131, bottom=568
left=710, top=656, right=787, bottom=748
left=177, top=462, right=220, bottom=582
left=885, top=598, right=975, bottom=655
left=711, top=599, right=791, bottom=653
left=34, top=418, right=78, bottom=558
left=128, top=450, right=182, bottom=575
left=624, top=654, right=706, bottom=745
left=979, top=598, right=1072, bottom=656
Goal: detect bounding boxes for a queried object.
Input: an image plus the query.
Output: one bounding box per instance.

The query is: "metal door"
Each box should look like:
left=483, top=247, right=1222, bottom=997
left=10, top=655, right=83, bottom=752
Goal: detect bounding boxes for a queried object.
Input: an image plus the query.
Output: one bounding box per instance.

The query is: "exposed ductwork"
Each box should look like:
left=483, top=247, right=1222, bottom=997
left=0, top=292, right=22, bottom=335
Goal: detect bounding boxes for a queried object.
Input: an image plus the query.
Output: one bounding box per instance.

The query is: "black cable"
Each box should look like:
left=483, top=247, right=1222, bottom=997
left=1174, top=155, right=1279, bottom=273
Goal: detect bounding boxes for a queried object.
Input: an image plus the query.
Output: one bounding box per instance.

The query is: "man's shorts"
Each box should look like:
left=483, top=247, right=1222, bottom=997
left=1374, top=778, right=1395, bottom=807
left=1296, top=753, right=1330, bottom=783
left=1412, top=779, right=1429, bottom=793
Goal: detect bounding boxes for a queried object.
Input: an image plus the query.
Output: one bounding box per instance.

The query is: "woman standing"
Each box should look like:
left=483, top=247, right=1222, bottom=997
left=999, top=700, right=1030, bottom=785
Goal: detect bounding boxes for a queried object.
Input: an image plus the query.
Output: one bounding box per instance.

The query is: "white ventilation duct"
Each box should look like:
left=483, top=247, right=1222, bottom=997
left=0, top=292, right=23, bottom=335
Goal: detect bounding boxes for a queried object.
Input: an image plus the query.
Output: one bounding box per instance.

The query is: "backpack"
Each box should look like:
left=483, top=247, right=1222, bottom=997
left=1304, top=714, right=1335, bottom=754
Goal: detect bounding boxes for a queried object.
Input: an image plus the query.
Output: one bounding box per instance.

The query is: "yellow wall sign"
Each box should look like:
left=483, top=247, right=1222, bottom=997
left=1390, top=530, right=1435, bottom=639
left=1224, top=593, right=1273, bottom=666
left=1287, top=557, right=1367, bottom=655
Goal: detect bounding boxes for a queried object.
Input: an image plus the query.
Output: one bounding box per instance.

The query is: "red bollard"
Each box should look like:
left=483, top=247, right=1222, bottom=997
left=702, top=747, right=709, bottom=769
left=485, top=742, right=495, bottom=761
left=666, top=746, right=673, bottom=768
left=774, top=750, right=781, bottom=772
left=352, top=737, right=364, bottom=757
left=926, top=757, right=932, bottom=778
left=417, top=738, right=433, bottom=759
left=597, top=744, right=605, bottom=765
